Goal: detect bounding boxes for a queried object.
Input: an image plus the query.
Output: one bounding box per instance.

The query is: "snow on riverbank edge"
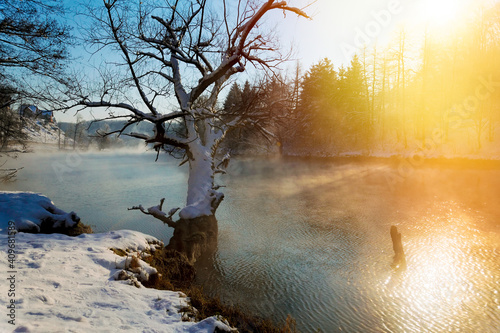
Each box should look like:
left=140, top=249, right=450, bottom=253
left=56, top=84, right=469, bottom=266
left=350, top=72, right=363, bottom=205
left=0, top=192, right=233, bottom=332
left=0, top=192, right=81, bottom=233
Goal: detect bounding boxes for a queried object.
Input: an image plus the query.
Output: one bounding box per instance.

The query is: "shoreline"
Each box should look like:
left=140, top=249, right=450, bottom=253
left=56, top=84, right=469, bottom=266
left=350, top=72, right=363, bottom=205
left=0, top=191, right=295, bottom=332
left=7, top=138, right=500, bottom=171
left=282, top=154, right=500, bottom=169
left=13, top=144, right=500, bottom=169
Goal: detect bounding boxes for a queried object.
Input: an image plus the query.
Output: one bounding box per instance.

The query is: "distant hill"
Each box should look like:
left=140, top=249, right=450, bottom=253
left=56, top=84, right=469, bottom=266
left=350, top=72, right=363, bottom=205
left=58, top=120, right=155, bottom=146
left=15, top=117, right=157, bottom=151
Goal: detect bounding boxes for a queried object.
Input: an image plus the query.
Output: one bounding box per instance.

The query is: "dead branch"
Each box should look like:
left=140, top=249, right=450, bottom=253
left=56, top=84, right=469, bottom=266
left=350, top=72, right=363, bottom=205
left=128, top=198, right=179, bottom=228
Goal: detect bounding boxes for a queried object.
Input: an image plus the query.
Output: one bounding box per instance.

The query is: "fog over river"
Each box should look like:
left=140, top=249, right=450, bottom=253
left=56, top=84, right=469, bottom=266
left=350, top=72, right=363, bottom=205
left=3, top=151, right=500, bottom=332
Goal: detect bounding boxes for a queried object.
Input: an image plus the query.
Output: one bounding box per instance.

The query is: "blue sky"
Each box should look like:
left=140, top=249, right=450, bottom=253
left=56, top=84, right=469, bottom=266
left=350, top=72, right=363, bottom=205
left=55, top=0, right=496, bottom=122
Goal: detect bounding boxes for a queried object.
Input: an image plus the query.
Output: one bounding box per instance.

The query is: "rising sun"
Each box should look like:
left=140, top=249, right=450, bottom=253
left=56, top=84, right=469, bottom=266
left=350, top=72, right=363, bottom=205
left=419, top=0, right=469, bottom=25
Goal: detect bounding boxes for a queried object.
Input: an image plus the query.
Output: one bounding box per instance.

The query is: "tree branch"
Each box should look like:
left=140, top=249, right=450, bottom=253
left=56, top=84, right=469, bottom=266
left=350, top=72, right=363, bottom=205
left=128, top=198, right=179, bottom=228
left=105, top=0, right=159, bottom=116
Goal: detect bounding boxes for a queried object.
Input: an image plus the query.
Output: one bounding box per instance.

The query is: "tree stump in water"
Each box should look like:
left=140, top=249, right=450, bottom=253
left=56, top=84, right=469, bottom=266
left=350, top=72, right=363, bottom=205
left=390, top=226, right=406, bottom=270
left=166, top=215, right=218, bottom=264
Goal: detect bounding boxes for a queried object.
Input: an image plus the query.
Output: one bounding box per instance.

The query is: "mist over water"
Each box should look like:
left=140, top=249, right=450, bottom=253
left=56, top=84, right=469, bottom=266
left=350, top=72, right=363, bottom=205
left=1, top=150, right=187, bottom=240
left=208, top=158, right=500, bottom=332
left=3, top=152, right=500, bottom=332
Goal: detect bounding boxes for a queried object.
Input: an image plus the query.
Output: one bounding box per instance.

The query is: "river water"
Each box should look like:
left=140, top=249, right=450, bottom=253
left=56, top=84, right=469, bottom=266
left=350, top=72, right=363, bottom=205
left=3, top=151, right=500, bottom=332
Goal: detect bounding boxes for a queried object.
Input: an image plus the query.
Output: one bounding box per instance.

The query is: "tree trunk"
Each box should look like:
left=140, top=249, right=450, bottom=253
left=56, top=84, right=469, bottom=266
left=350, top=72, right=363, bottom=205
left=171, top=141, right=223, bottom=263
left=179, top=142, right=223, bottom=220
left=390, top=226, right=406, bottom=270
left=73, top=123, right=78, bottom=150
left=166, top=215, right=218, bottom=264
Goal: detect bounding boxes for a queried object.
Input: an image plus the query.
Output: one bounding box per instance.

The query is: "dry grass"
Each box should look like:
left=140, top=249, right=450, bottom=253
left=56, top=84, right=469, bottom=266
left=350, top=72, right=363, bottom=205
left=185, top=285, right=297, bottom=333
left=139, top=247, right=298, bottom=332
left=35, top=219, right=93, bottom=236
left=142, top=248, right=196, bottom=290
left=110, top=248, right=127, bottom=257
left=129, top=255, right=141, bottom=269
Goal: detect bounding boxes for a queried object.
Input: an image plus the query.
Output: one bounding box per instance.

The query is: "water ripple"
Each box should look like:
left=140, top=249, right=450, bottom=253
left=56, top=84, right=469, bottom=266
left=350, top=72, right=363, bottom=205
left=206, top=162, right=500, bottom=332
left=7, top=154, right=500, bottom=332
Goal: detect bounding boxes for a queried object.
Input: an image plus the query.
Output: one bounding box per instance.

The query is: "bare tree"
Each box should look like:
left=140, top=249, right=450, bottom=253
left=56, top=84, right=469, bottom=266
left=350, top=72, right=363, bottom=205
left=75, top=0, right=309, bottom=260
left=95, top=123, right=112, bottom=151
left=390, top=28, right=409, bottom=148
left=419, top=27, right=432, bottom=146
left=0, top=86, right=24, bottom=149
left=71, top=115, right=85, bottom=150
left=0, top=0, right=73, bottom=181
left=0, top=86, right=26, bottom=182
left=0, top=0, right=72, bottom=106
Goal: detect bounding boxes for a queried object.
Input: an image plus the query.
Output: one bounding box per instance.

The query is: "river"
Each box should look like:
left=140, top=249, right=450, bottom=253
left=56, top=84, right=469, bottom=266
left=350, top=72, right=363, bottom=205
left=3, top=151, right=500, bottom=332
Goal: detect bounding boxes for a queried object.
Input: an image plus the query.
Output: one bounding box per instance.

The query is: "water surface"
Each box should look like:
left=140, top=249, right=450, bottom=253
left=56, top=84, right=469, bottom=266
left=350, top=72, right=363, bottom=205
left=3, top=152, right=500, bottom=332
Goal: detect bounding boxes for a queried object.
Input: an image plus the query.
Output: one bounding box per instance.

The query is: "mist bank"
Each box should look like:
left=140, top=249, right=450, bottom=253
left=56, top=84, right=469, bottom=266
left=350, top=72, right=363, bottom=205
left=19, top=140, right=500, bottom=171
left=51, top=117, right=500, bottom=161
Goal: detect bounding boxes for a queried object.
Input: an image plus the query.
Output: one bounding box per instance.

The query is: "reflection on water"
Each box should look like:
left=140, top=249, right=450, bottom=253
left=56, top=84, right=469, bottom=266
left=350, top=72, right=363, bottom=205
left=379, top=204, right=500, bottom=332
left=198, top=158, right=500, bottom=332
left=3, top=153, right=500, bottom=332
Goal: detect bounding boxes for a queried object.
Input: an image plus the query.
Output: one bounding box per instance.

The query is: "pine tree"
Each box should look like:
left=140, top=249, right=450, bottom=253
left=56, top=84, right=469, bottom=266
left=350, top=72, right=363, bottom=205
left=343, top=54, right=371, bottom=147
left=296, top=58, right=339, bottom=150
left=223, top=83, right=241, bottom=113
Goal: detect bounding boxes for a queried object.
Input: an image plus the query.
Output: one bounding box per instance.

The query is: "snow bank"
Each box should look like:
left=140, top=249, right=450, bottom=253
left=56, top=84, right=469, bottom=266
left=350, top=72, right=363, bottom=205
left=0, top=192, right=234, bottom=332
left=0, top=192, right=79, bottom=233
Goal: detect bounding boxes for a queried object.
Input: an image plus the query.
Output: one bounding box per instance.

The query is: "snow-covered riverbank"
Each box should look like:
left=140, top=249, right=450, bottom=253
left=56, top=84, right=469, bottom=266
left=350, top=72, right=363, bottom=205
left=0, top=192, right=232, bottom=333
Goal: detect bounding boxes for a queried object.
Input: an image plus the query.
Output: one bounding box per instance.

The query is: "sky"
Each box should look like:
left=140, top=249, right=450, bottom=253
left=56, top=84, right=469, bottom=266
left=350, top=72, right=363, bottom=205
left=273, top=0, right=494, bottom=67
left=55, top=0, right=496, bottom=123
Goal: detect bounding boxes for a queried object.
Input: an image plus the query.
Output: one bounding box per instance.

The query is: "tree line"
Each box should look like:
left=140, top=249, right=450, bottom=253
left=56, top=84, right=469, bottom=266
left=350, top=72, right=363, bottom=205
left=224, top=3, right=500, bottom=157
left=2, top=0, right=499, bottom=228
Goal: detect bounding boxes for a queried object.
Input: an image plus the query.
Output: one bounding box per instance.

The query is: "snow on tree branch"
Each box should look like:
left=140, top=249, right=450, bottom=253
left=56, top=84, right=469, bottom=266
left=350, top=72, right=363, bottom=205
left=73, top=0, right=311, bottom=223
left=128, top=198, right=179, bottom=228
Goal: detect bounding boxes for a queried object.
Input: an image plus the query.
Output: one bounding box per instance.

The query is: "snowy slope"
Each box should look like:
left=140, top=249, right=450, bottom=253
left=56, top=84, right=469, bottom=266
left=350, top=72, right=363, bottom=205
left=0, top=192, right=233, bottom=333
left=22, top=118, right=71, bottom=146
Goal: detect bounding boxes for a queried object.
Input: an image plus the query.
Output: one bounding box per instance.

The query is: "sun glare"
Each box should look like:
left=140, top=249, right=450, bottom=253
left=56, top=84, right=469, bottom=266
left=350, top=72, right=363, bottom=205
left=419, top=0, right=468, bottom=26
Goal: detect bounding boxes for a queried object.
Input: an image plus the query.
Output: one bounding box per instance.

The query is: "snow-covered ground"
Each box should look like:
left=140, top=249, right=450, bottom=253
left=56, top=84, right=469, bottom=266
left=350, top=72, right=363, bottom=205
left=0, top=192, right=232, bottom=333
left=22, top=118, right=71, bottom=147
